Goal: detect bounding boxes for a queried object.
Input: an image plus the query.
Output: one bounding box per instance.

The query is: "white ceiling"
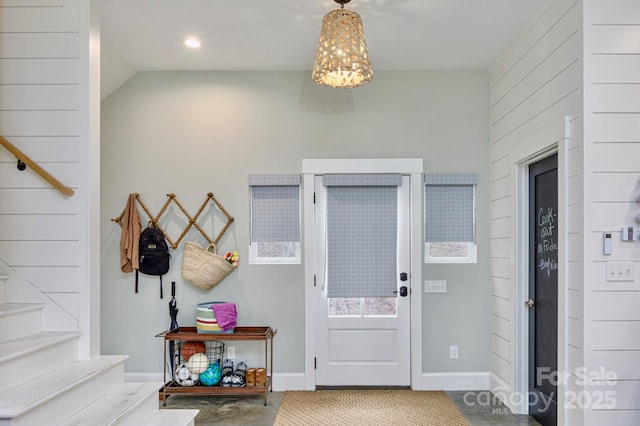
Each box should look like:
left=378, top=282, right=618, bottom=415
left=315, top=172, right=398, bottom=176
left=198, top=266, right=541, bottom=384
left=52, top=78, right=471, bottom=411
left=98, top=0, right=545, bottom=72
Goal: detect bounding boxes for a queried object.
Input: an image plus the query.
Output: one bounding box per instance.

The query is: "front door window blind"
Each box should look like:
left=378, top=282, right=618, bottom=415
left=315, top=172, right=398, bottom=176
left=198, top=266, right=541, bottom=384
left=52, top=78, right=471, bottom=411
left=324, top=174, right=401, bottom=298
left=424, top=173, right=477, bottom=243
left=249, top=174, right=301, bottom=263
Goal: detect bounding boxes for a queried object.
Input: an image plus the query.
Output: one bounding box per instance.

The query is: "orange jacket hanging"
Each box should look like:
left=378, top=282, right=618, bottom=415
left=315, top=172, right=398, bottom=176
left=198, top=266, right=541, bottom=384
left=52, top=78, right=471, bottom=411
left=120, top=193, right=141, bottom=272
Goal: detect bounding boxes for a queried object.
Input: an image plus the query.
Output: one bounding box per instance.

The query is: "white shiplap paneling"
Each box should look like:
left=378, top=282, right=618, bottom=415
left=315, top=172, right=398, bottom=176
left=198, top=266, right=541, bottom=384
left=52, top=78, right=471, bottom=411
left=489, top=0, right=582, bottom=415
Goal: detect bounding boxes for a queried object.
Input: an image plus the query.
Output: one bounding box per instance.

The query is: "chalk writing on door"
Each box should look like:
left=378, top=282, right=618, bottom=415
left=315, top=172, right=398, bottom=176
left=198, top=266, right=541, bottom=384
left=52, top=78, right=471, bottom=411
left=537, top=207, right=558, bottom=276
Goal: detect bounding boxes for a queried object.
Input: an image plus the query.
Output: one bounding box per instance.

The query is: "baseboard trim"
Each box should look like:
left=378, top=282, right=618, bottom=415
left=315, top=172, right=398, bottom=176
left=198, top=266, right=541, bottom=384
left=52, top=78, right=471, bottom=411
left=421, top=372, right=490, bottom=391
left=126, top=372, right=489, bottom=391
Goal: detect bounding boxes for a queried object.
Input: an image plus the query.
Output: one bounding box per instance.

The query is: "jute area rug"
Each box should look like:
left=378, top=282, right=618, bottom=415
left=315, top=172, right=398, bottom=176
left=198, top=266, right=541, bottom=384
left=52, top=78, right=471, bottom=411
left=273, top=390, right=469, bottom=426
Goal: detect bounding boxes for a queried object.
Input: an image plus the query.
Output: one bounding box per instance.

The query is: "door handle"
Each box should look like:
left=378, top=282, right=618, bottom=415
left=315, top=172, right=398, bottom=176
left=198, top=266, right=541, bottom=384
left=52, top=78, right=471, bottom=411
left=525, top=298, right=535, bottom=309
left=394, top=286, right=408, bottom=297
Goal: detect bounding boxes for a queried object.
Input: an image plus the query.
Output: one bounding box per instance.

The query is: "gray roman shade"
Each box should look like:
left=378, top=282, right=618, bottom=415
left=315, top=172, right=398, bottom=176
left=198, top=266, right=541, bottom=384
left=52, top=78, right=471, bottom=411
left=323, top=174, right=401, bottom=298
left=424, top=173, right=477, bottom=243
left=249, top=174, right=301, bottom=243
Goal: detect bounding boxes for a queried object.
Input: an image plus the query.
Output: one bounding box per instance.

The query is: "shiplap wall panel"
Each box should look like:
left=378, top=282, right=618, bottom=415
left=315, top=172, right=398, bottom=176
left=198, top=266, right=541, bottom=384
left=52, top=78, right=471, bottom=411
left=491, top=217, right=510, bottom=239
left=591, top=291, right=640, bottom=320
left=567, top=317, right=583, bottom=348
left=491, top=277, right=511, bottom=300
left=592, top=114, right=640, bottom=142
left=589, top=202, right=637, bottom=230
left=0, top=111, right=78, bottom=136
left=592, top=25, right=640, bottom=54
left=490, top=176, right=510, bottom=200
left=491, top=257, right=511, bottom=279
left=0, top=59, right=79, bottom=84
left=490, top=353, right=511, bottom=383
left=490, top=155, right=510, bottom=181
left=0, top=0, right=68, bottom=6
left=591, top=321, right=640, bottom=350
left=0, top=0, right=82, bottom=334
left=491, top=64, right=580, bottom=142
left=491, top=30, right=580, bottom=123
left=0, top=241, right=79, bottom=266
left=592, top=0, right=640, bottom=23
left=590, top=143, right=640, bottom=171
left=594, top=85, right=640, bottom=112
left=590, top=350, right=640, bottom=380
left=0, top=137, right=79, bottom=162
left=0, top=85, right=79, bottom=110
left=0, top=33, right=79, bottom=59
left=0, top=6, right=78, bottom=33
left=567, top=288, right=581, bottom=319
left=592, top=55, right=640, bottom=84
left=491, top=314, right=510, bottom=339
left=490, top=0, right=579, bottom=90
left=490, top=334, right=510, bottom=362
left=489, top=0, right=582, bottom=410
left=15, top=266, right=79, bottom=293
left=568, top=261, right=582, bottom=290
left=591, top=173, right=640, bottom=201
left=0, top=163, right=79, bottom=189
left=0, top=215, right=80, bottom=240
left=0, top=189, right=78, bottom=214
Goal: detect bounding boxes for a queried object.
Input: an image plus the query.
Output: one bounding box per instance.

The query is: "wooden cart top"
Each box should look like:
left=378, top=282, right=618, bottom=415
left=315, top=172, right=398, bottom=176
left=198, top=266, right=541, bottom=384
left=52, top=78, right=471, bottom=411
left=157, top=326, right=276, bottom=341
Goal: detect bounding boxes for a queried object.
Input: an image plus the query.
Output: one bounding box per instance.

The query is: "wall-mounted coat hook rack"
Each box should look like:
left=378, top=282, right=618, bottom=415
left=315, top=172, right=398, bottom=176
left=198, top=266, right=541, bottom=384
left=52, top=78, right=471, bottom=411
left=112, top=192, right=234, bottom=250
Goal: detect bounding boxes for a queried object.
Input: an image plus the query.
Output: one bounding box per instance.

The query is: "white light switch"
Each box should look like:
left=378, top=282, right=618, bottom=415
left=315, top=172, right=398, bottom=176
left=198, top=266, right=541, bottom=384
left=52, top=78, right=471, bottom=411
left=606, top=262, right=635, bottom=282
left=425, top=280, right=447, bottom=293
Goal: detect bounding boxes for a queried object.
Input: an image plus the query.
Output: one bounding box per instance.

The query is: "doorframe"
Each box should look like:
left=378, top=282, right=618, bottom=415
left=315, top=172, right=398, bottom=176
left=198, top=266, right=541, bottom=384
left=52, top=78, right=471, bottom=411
left=302, top=158, right=424, bottom=390
left=510, top=118, right=569, bottom=423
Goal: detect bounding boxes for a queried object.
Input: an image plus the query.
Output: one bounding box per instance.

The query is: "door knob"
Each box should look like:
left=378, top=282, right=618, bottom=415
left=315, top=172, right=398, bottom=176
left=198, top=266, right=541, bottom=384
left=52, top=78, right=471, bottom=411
left=525, top=298, right=535, bottom=309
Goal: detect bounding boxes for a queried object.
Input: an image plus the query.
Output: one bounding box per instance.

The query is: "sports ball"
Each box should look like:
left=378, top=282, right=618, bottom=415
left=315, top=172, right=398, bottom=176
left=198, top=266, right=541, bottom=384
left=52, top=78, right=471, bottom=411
left=186, top=352, right=209, bottom=374
left=181, top=341, right=206, bottom=362
left=174, top=363, right=198, bottom=386
left=199, top=361, right=222, bottom=386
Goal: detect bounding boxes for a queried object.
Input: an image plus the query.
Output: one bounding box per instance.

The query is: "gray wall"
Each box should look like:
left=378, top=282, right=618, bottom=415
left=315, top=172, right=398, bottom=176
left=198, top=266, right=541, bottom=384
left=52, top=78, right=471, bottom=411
left=100, top=70, right=490, bottom=376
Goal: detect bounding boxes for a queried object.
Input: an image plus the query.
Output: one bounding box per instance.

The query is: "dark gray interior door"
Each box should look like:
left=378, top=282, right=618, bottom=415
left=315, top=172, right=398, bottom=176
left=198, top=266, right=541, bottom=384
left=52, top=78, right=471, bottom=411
left=528, top=153, right=558, bottom=426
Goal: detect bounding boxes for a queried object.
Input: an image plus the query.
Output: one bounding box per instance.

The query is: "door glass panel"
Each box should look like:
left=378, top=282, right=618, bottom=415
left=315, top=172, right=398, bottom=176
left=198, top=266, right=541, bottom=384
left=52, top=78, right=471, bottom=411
left=364, top=298, right=397, bottom=316
left=328, top=298, right=361, bottom=316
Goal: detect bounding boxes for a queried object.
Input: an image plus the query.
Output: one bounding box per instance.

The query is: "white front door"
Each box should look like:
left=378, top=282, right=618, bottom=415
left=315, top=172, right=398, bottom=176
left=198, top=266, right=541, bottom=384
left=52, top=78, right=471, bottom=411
left=314, top=175, right=411, bottom=386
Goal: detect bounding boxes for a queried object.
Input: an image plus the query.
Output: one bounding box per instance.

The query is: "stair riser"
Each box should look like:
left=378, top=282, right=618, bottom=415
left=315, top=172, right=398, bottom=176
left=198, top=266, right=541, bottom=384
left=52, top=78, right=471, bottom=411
left=0, top=308, right=42, bottom=343
left=0, top=338, right=77, bottom=394
left=6, top=361, right=125, bottom=426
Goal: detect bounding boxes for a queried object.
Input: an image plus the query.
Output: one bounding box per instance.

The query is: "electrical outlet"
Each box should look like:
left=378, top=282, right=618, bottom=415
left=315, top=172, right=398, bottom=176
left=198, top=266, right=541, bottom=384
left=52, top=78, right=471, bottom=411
left=227, top=346, right=235, bottom=359
left=424, top=280, right=447, bottom=293
left=450, top=345, right=459, bottom=359
left=606, top=262, right=635, bottom=282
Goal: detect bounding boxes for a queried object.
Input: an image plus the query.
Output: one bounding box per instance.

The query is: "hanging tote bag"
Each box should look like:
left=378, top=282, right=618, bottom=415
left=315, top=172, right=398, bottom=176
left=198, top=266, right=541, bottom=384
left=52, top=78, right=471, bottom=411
left=181, top=241, right=235, bottom=290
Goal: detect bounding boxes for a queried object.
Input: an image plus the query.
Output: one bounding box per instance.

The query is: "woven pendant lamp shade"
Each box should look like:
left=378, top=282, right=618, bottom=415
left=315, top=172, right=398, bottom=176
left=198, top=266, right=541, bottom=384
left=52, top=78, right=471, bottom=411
left=312, top=7, right=373, bottom=88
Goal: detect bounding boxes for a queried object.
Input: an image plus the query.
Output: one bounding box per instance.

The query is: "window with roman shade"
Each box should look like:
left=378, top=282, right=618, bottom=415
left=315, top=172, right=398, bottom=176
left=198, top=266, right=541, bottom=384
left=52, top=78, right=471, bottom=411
left=249, top=174, right=301, bottom=264
left=424, top=173, right=477, bottom=263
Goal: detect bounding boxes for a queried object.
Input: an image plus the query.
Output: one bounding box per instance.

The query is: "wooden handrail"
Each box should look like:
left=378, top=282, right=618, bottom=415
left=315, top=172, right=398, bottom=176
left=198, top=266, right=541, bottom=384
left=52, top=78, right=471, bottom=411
left=0, top=136, right=75, bottom=196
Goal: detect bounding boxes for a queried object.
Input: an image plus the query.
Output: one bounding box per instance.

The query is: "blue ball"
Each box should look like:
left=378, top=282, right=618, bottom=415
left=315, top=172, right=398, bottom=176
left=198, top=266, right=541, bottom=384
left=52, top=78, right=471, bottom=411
left=199, top=361, right=221, bottom=386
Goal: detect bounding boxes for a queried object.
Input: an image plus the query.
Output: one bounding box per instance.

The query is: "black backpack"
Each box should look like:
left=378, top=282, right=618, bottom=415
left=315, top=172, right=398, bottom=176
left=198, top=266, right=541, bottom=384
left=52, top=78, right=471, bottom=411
left=136, top=225, right=170, bottom=298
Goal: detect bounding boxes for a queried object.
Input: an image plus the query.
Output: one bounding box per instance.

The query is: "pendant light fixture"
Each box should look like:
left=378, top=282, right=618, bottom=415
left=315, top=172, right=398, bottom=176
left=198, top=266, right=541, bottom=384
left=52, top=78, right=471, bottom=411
left=312, top=0, right=373, bottom=89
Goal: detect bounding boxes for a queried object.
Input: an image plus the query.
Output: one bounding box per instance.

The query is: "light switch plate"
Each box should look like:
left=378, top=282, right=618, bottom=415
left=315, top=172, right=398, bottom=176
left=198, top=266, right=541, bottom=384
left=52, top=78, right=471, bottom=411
left=425, top=280, right=447, bottom=293
left=606, top=262, right=635, bottom=282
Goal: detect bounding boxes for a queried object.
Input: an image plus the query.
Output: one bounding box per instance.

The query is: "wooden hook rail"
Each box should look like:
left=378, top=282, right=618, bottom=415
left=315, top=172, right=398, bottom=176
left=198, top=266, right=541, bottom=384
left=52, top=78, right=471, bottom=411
left=111, top=192, right=235, bottom=250
left=0, top=136, right=75, bottom=196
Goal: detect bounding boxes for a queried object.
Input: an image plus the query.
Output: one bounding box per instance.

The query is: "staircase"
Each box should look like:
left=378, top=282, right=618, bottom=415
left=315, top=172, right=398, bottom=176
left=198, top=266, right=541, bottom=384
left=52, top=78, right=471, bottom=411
left=0, top=279, right=198, bottom=425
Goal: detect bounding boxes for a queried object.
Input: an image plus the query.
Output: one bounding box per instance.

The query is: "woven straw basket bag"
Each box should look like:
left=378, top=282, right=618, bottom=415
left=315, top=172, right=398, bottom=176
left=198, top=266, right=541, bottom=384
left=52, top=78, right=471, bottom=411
left=181, top=241, right=235, bottom=290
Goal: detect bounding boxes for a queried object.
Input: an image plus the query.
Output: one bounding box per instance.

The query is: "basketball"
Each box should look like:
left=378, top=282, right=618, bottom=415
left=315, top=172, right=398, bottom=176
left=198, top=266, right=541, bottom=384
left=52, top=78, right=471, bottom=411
left=181, top=341, right=206, bottom=362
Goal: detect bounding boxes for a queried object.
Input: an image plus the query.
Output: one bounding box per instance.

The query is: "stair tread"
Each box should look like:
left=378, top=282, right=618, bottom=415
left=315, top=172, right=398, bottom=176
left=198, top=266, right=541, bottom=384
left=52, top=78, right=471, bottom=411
left=0, top=355, right=127, bottom=418
left=59, top=382, right=164, bottom=426
left=0, top=331, right=79, bottom=363
left=0, top=303, right=44, bottom=317
left=147, top=408, right=200, bottom=426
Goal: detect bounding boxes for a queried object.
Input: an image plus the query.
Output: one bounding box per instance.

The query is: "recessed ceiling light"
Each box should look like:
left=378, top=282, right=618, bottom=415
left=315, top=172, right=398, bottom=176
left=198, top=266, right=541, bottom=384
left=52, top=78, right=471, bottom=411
left=184, top=38, right=201, bottom=49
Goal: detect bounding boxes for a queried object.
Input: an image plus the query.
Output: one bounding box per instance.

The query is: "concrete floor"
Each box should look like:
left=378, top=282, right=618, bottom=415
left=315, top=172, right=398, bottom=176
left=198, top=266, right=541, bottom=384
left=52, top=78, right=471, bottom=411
left=161, top=390, right=541, bottom=425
